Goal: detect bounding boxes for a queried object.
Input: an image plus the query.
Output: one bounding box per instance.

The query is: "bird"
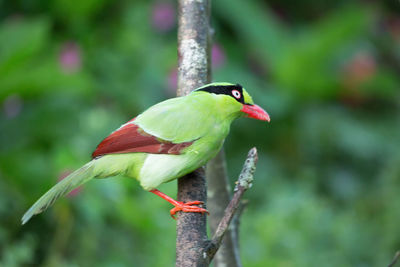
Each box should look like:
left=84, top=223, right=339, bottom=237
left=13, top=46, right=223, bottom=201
left=21, top=82, right=270, bottom=224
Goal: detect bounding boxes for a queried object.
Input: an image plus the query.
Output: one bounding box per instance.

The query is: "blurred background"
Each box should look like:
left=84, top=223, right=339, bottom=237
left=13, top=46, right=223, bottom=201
left=1, top=0, right=400, bottom=266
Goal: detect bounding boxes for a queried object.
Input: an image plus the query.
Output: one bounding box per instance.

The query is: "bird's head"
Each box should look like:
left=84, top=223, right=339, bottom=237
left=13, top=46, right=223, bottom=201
left=194, top=82, right=270, bottom=122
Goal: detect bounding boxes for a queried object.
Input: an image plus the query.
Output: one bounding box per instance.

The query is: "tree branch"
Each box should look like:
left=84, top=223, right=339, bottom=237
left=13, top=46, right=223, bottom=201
left=176, top=0, right=211, bottom=266
left=388, top=251, right=400, bottom=267
left=199, top=148, right=258, bottom=265
left=207, top=150, right=243, bottom=267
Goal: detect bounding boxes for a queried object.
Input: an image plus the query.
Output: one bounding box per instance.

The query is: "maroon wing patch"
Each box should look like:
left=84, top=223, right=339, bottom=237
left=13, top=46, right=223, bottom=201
left=92, top=118, right=193, bottom=158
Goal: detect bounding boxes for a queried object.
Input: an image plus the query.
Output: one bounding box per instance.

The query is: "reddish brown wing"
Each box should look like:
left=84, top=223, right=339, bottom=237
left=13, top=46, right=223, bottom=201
left=92, top=118, right=193, bottom=158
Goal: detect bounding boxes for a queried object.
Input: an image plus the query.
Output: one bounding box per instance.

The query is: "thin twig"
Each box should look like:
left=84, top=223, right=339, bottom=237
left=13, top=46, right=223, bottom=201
left=207, top=150, right=243, bottom=267
left=199, top=147, right=258, bottom=265
left=388, top=251, right=400, bottom=267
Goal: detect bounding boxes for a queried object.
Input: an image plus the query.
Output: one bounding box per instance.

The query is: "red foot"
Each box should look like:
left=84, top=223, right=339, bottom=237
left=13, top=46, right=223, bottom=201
left=150, top=189, right=209, bottom=219
left=169, top=201, right=209, bottom=220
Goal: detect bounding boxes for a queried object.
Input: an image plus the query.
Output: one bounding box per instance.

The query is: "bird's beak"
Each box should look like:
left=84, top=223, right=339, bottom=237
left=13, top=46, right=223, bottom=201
left=241, top=104, right=270, bottom=122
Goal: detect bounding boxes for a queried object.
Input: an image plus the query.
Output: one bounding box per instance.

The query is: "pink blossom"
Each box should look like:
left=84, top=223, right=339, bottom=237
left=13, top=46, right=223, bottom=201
left=167, top=67, right=178, bottom=93
left=152, top=2, right=176, bottom=32
left=343, top=51, right=376, bottom=86
left=340, top=50, right=377, bottom=106
left=59, top=42, right=81, bottom=73
left=212, top=43, right=226, bottom=69
left=3, top=94, right=22, bottom=119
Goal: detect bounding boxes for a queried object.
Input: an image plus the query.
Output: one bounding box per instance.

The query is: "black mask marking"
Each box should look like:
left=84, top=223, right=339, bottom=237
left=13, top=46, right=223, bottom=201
left=197, top=84, right=245, bottom=104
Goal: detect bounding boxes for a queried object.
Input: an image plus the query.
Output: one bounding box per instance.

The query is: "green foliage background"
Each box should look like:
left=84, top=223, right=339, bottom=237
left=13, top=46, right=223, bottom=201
left=1, top=0, right=400, bottom=266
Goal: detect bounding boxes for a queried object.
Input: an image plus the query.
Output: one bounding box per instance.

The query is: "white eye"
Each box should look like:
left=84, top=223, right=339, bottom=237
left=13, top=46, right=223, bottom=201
left=232, top=90, right=241, bottom=99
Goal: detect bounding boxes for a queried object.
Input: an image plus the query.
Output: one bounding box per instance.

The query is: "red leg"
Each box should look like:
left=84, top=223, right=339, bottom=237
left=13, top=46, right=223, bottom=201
left=150, top=189, right=209, bottom=219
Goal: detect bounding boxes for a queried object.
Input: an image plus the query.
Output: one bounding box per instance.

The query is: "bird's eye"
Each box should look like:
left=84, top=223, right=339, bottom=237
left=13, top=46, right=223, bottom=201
left=232, top=90, right=241, bottom=99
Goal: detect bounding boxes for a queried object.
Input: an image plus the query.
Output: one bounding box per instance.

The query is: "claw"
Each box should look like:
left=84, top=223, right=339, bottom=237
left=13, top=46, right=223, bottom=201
left=150, top=189, right=209, bottom=219
left=170, top=201, right=209, bottom=220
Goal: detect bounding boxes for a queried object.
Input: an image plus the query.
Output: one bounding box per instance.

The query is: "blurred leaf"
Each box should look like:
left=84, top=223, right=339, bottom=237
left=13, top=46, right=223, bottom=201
left=0, top=17, right=49, bottom=76
left=274, top=6, right=374, bottom=98
left=214, top=0, right=289, bottom=65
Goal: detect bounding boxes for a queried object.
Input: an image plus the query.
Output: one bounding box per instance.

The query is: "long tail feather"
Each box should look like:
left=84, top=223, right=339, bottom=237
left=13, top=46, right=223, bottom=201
left=21, top=161, right=96, bottom=225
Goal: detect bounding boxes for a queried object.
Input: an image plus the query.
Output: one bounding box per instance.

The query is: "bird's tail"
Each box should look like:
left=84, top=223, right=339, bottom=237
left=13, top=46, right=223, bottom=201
left=21, top=160, right=96, bottom=225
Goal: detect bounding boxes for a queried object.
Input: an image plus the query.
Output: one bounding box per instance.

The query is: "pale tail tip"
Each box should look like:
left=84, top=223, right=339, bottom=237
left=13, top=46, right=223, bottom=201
left=21, top=213, right=32, bottom=225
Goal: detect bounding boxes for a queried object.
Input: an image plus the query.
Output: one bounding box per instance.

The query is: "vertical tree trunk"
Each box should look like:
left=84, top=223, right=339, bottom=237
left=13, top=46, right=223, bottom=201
left=176, top=0, right=211, bottom=266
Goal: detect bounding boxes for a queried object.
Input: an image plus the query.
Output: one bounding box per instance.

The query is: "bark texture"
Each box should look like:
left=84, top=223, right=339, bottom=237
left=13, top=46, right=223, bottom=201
left=176, top=0, right=211, bottom=266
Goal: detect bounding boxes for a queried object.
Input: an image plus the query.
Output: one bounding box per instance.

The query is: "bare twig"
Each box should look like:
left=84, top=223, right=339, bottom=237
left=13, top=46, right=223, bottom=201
left=388, top=251, right=400, bottom=267
left=199, top=148, right=258, bottom=265
left=207, top=150, right=243, bottom=267
left=176, top=0, right=211, bottom=266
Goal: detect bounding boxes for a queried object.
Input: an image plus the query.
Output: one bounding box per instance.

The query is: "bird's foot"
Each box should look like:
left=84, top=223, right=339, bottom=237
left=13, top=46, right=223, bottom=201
left=170, top=201, right=209, bottom=220
left=149, top=189, right=209, bottom=219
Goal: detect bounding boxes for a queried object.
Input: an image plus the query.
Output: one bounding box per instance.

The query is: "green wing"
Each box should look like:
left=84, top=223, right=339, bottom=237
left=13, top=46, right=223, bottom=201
left=134, top=92, right=217, bottom=143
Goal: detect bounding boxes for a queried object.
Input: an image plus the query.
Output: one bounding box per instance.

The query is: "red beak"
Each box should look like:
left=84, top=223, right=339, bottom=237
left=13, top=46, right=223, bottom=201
left=241, top=104, right=270, bottom=122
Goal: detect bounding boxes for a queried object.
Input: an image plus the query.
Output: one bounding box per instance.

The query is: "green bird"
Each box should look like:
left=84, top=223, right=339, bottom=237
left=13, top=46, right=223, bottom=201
left=22, top=82, right=270, bottom=224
